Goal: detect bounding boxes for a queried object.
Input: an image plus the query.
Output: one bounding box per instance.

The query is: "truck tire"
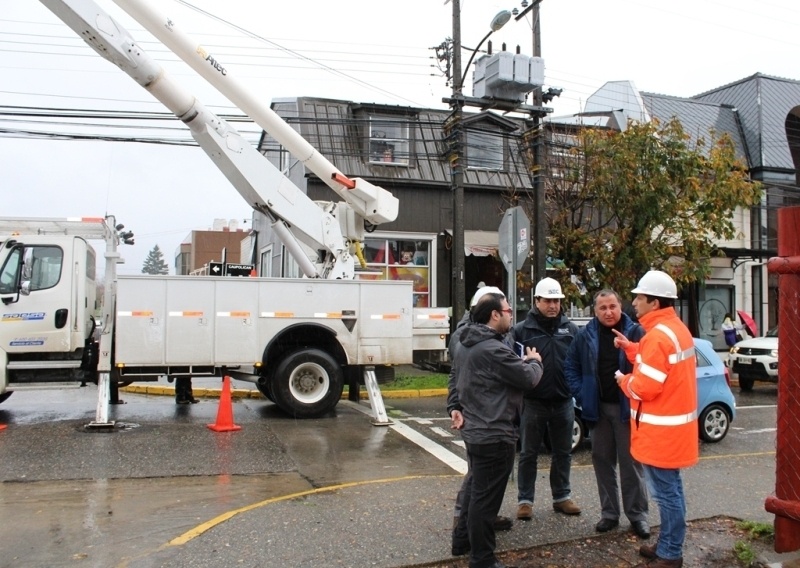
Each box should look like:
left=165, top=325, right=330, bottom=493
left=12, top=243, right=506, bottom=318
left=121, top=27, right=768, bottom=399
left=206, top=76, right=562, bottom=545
left=271, top=349, right=343, bottom=418
left=256, top=376, right=276, bottom=402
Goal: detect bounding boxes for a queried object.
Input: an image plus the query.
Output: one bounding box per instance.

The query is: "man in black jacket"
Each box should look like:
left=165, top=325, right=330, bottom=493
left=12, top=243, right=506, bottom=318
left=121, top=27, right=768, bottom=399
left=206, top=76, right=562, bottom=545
left=447, top=287, right=514, bottom=539
left=454, top=293, right=543, bottom=568
left=512, top=277, right=581, bottom=520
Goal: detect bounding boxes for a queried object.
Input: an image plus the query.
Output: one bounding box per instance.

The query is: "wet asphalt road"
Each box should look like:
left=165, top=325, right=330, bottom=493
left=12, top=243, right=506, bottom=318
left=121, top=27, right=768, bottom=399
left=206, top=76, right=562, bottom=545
left=0, top=380, right=781, bottom=567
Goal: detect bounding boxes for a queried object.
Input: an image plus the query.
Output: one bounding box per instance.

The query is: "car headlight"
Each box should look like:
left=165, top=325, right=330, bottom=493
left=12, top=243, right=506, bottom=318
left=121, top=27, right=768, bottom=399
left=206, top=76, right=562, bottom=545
left=770, top=349, right=778, bottom=358
left=730, top=346, right=739, bottom=355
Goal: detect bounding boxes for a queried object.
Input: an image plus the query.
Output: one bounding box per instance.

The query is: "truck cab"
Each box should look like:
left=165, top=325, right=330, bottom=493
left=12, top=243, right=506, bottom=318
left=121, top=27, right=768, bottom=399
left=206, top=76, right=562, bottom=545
left=0, top=227, right=101, bottom=396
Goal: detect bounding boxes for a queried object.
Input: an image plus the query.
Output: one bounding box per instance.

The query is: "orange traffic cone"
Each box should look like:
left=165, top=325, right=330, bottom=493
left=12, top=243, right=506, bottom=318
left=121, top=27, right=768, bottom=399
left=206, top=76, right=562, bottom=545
left=207, top=376, right=241, bottom=432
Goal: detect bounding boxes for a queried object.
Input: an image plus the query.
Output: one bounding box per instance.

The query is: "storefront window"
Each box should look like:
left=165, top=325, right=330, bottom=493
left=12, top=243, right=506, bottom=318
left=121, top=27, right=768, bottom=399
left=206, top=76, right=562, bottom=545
left=359, top=238, right=430, bottom=307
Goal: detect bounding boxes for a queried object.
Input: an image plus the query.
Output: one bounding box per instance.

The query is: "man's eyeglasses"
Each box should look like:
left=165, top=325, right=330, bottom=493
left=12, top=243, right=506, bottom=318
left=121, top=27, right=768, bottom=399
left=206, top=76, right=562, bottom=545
left=500, top=308, right=513, bottom=314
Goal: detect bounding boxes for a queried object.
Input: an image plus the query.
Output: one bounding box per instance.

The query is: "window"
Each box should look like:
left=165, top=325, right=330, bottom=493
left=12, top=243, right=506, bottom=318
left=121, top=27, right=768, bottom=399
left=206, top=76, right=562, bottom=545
left=260, top=244, right=273, bottom=277
left=0, top=246, right=21, bottom=294
left=358, top=237, right=431, bottom=307
left=467, top=128, right=504, bottom=170
left=0, top=245, right=63, bottom=294
left=368, top=117, right=410, bottom=166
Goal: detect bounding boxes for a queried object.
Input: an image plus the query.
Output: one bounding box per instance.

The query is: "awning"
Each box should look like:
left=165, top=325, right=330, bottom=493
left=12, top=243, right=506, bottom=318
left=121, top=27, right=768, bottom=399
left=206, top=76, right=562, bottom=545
left=446, top=230, right=498, bottom=257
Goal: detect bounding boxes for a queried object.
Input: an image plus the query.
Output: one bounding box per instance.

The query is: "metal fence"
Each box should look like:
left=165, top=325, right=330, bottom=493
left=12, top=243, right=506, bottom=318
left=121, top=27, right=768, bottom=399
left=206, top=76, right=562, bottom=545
left=765, top=205, right=800, bottom=553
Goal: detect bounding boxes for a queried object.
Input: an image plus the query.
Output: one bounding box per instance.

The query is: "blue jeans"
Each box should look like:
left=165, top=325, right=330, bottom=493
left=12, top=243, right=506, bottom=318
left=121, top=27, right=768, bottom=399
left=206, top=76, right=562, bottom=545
left=460, top=441, right=516, bottom=568
left=517, top=398, right=574, bottom=504
left=643, top=465, right=686, bottom=560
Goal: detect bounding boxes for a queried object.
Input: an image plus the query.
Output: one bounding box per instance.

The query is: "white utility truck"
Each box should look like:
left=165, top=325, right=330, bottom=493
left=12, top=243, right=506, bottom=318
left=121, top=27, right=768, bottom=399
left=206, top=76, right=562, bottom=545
left=0, top=0, right=448, bottom=424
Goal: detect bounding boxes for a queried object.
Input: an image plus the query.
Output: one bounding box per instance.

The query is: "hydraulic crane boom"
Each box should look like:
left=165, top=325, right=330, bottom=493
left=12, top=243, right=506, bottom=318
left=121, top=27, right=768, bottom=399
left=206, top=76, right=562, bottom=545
left=39, top=0, right=398, bottom=279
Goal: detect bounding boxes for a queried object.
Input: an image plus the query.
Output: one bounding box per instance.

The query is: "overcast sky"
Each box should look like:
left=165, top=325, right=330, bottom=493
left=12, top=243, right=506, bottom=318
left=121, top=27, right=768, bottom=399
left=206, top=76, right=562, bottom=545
left=2, top=0, right=799, bottom=274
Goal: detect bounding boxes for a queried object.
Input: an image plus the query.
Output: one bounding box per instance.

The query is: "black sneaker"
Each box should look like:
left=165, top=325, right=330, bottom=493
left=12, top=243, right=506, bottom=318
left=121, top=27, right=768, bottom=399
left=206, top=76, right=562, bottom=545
left=493, top=515, right=513, bottom=531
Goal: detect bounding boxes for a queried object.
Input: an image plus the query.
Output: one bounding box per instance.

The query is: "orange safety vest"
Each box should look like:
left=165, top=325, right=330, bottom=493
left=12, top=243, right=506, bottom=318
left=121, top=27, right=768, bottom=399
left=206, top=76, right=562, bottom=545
left=619, top=307, right=699, bottom=469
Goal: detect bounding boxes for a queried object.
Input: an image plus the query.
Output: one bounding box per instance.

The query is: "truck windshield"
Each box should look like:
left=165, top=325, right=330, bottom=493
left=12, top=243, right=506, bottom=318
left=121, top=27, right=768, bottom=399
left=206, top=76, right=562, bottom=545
left=0, top=246, right=22, bottom=294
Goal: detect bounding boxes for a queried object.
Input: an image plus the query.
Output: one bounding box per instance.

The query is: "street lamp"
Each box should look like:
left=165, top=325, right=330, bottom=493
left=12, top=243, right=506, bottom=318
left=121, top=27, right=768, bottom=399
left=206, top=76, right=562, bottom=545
left=449, top=3, right=511, bottom=323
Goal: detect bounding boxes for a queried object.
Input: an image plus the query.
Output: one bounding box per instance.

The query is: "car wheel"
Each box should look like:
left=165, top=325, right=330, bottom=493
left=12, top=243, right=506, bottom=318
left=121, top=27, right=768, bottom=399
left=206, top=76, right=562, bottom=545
left=570, top=417, right=585, bottom=452
left=271, top=349, right=343, bottom=418
left=739, top=376, right=755, bottom=392
left=699, top=403, right=731, bottom=443
left=542, top=417, right=585, bottom=453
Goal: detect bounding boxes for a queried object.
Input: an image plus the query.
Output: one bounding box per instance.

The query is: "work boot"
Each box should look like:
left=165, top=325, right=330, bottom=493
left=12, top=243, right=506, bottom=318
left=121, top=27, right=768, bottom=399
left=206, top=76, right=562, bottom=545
left=639, top=543, right=657, bottom=559
left=552, top=499, right=581, bottom=515
left=633, top=557, right=683, bottom=568
left=517, top=503, right=533, bottom=520
left=186, top=384, right=200, bottom=404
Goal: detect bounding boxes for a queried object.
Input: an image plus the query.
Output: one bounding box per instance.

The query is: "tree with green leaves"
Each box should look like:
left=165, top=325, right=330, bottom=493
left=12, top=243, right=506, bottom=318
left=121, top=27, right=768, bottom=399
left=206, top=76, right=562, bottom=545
left=537, top=117, right=762, bottom=321
left=142, top=244, right=169, bottom=275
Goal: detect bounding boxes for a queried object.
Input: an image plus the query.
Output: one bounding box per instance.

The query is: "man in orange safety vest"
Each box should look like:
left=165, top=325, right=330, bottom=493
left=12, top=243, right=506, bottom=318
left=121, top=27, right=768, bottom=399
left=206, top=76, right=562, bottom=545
left=613, top=270, right=698, bottom=568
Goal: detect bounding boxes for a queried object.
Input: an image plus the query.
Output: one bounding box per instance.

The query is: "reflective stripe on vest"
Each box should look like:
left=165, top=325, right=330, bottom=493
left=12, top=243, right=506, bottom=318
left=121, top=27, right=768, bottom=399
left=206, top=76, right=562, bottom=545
left=654, top=323, right=696, bottom=364
left=632, top=408, right=698, bottom=426
left=634, top=355, right=667, bottom=384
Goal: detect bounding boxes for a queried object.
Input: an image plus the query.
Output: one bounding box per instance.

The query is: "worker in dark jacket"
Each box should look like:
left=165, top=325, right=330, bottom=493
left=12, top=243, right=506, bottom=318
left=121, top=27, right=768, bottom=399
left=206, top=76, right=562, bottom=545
left=512, top=277, right=581, bottom=520
left=447, top=287, right=514, bottom=539
left=453, top=292, right=543, bottom=568
left=564, top=289, right=650, bottom=539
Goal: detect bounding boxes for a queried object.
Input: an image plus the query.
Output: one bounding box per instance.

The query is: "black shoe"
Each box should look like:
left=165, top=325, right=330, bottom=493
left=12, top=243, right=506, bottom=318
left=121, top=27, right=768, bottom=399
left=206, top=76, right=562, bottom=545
left=632, top=520, right=651, bottom=539
left=451, top=540, right=470, bottom=556
left=188, top=397, right=200, bottom=404
left=176, top=399, right=190, bottom=405
left=595, top=518, right=619, bottom=532
left=493, top=515, right=513, bottom=531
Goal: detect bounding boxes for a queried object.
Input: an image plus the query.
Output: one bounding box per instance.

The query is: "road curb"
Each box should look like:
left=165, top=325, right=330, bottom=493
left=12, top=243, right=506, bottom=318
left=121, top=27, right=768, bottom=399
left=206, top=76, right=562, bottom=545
left=120, top=384, right=449, bottom=400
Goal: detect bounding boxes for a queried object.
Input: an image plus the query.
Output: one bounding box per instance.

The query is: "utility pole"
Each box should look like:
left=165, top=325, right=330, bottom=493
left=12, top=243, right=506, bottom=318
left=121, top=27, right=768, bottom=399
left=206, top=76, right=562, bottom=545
left=450, top=0, right=466, bottom=324
left=516, top=0, right=547, bottom=284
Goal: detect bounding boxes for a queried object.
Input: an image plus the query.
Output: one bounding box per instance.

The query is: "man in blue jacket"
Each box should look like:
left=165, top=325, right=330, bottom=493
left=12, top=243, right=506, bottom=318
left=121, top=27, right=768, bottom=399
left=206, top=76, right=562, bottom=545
left=564, top=289, right=650, bottom=539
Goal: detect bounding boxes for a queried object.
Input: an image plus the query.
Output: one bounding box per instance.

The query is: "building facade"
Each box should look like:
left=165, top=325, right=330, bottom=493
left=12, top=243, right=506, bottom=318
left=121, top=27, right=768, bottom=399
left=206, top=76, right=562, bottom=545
left=174, top=219, right=251, bottom=276
left=250, top=74, right=800, bottom=342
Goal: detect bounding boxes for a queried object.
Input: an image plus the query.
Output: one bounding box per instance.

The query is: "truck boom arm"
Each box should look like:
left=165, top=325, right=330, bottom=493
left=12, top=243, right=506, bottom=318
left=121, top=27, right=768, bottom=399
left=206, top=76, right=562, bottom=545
left=112, top=0, right=399, bottom=228
left=39, top=0, right=395, bottom=279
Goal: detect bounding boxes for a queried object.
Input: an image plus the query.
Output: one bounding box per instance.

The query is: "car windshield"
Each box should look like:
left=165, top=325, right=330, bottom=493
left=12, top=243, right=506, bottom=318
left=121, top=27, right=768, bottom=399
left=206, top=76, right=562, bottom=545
left=766, top=327, right=778, bottom=338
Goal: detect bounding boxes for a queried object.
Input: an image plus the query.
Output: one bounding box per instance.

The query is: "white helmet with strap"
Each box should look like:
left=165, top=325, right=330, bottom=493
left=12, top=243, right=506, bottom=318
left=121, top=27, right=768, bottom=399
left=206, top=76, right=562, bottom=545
left=631, top=270, right=678, bottom=299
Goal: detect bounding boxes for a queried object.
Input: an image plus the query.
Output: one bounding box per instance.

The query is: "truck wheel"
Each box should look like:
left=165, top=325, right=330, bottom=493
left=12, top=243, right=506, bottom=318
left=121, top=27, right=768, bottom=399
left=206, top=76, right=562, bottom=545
left=271, top=349, right=343, bottom=418
left=739, top=376, right=755, bottom=392
left=256, top=376, right=275, bottom=402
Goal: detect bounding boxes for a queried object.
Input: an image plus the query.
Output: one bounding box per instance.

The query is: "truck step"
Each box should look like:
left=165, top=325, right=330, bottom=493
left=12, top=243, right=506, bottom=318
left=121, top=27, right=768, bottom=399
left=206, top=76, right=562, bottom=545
left=9, top=382, right=83, bottom=391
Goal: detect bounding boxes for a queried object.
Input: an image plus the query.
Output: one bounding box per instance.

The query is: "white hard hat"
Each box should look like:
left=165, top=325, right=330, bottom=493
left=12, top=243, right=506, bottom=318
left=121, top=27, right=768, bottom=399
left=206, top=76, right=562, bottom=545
left=471, top=286, right=505, bottom=307
left=534, top=277, right=565, bottom=299
left=631, top=270, right=678, bottom=299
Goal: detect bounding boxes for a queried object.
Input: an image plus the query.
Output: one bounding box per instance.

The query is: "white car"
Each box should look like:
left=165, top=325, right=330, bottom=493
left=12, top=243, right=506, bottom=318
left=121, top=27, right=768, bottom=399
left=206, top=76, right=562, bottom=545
left=728, top=327, right=778, bottom=391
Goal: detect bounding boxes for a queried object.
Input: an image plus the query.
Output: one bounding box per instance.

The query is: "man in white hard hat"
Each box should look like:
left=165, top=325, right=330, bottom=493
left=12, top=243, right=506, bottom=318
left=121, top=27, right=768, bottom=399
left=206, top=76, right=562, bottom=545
left=512, top=277, right=582, bottom=520
left=447, top=286, right=515, bottom=554
left=614, top=270, right=697, bottom=568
